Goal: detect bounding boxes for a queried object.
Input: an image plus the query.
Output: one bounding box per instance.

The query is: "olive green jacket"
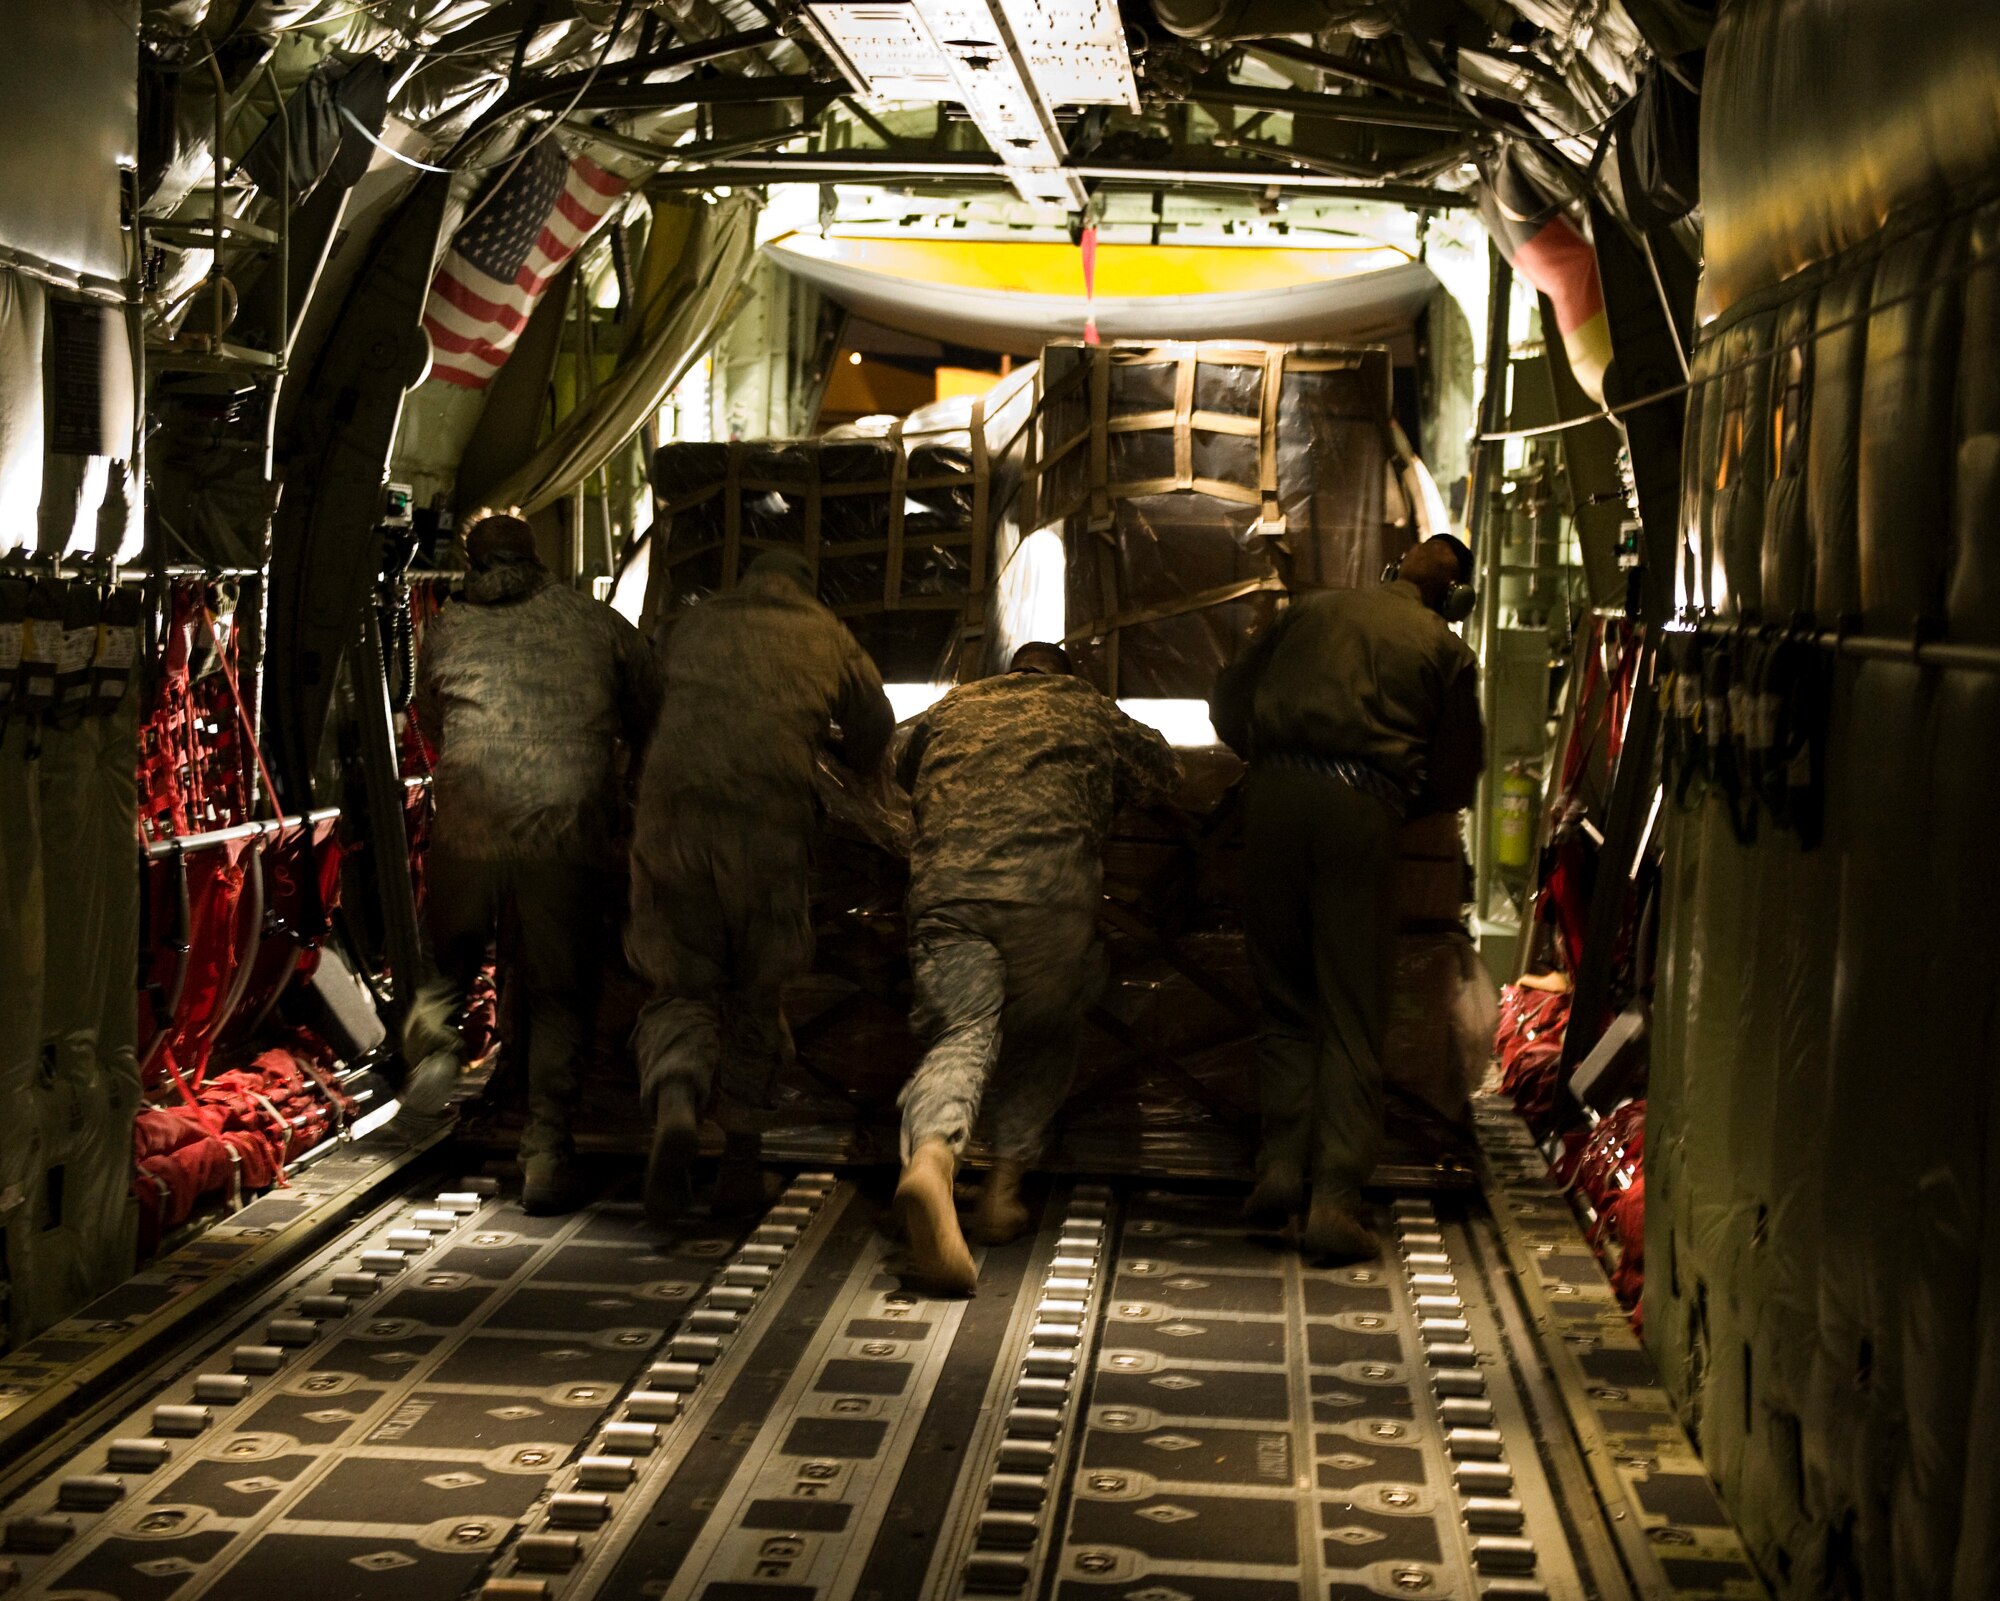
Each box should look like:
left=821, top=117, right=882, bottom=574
left=641, top=568, right=895, bottom=834
left=1209, top=580, right=1484, bottom=815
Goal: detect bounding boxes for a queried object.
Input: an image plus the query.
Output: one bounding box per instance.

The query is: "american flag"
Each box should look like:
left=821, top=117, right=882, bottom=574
left=421, top=138, right=629, bottom=391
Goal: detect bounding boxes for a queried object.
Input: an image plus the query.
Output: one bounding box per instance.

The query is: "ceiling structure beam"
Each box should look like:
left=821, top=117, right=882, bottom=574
left=1210, top=131, right=1394, bottom=183
left=559, top=73, right=830, bottom=112
left=1382, top=137, right=1478, bottom=183
left=1076, top=162, right=1472, bottom=205
left=509, top=27, right=787, bottom=108
left=1240, top=39, right=1465, bottom=110
left=1185, top=74, right=1485, bottom=133
left=568, top=117, right=817, bottom=166
left=648, top=151, right=1009, bottom=185
left=643, top=148, right=1475, bottom=205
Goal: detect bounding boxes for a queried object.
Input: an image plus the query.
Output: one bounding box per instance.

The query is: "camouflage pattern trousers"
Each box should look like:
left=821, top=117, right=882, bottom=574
left=898, top=900, right=1104, bottom=1164
left=625, top=810, right=812, bottom=1131
left=406, top=855, right=609, bottom=1160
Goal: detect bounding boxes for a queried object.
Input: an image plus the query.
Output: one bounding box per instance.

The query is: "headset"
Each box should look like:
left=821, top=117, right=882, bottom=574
left=1383, top=540, right=1478, bottom=625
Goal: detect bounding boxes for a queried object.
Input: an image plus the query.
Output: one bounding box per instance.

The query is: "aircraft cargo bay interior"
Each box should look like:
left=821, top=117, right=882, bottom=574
left=0, top=3, right=1993, bottom=1600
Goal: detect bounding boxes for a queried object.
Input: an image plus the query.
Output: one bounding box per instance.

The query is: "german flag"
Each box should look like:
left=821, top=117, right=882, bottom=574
left=1478, top=150, right=1613, bottom=405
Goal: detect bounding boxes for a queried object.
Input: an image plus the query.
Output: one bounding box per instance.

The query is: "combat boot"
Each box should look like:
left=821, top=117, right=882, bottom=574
left=645, top=1082, right=701, bottom=1227
left=1301, top=1190, right=1379, bottom=1264
left=896, top=1139, right=977, bottom=1294
left=713, top=1131, right=785, bottom=1218
left=970, top=1157, right=1032, bottom=1245
left=522, top=1148, right=585, bottom=1216
left=1242, top=1158, right=1307, bottom=1230
left=400, top=1047, right=464, bottom=1118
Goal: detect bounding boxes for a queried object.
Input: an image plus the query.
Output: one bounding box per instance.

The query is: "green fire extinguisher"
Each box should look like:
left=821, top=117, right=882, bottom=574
left=1496, top=762, right=1538, bottom=870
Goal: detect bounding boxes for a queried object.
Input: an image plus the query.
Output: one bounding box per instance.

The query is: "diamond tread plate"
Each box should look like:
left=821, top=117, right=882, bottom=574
left=0, top=1157, right=1757, bottom=1601
left=0, top=1174, right=755, bottom=1599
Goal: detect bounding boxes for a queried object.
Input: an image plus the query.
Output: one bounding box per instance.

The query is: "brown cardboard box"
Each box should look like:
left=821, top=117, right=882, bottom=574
left=1393, top=811, right=1471, bottom=927
left=1382, top=929, right=1481, bottom=1141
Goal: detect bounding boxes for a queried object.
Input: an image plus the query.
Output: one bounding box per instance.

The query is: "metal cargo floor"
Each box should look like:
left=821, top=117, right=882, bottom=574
left=0, top=1143, right=1763, bottom=1601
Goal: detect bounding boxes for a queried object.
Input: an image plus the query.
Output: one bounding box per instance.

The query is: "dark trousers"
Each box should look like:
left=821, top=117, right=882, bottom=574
left=1240, top=765, right=1398, bottom=1200
left=625, top=814, right=813, bottom=1131
left=414, top=854, right=608, bottom=1159
left=899, top=900, right=1103, bottom=1163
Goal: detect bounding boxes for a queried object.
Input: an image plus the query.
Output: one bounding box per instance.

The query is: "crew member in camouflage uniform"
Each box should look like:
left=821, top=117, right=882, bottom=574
left=629, top=550, right=894, bottom=1224
left=1209, top=535, right=1484, bottom=1262
left=406, top=511, right=662, bottom=1214
left=894, top=643, right=1182, bottom=1293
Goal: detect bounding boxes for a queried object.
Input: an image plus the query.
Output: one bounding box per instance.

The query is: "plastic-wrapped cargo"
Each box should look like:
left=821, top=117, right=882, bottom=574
left=566, top=341, right=1464, bottom=1179
left=647, top=341, right=1435, bottom=691
left=1027, top=340, right=1428, bottom=697
left=644, top=366, right=1038, bottom=682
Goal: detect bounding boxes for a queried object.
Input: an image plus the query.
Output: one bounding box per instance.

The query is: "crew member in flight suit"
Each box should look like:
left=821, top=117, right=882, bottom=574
left=406, top=510, right=662, bottom=1214
left=894, top=642, right=1182, bottom=1293
left=628, top=549, right=894, bottom=1225
left=1209, top=535, right=1484, bottom=1262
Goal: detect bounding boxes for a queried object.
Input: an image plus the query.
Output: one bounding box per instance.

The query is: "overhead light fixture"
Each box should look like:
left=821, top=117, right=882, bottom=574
left=984, top=0, right=1138, bottom=113
left=804, top=0, right=1137, bottom=211
left=801, top=3, right=957, bottom=101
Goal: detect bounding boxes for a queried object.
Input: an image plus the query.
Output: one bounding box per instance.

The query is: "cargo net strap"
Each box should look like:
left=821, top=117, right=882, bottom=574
left=139, top=580, right=264, bottom=842
left=1034, top=341, right=1360, bottom=521
left=1061, top=575, right=1289, bottom=647
left=132, top=1027, right=359, bottom=1254
left=648, top=380, right=1040, bottom=682
left=1032, top=340, right=1402, bottom=699
left=658, top=444, right=1002, bottom=608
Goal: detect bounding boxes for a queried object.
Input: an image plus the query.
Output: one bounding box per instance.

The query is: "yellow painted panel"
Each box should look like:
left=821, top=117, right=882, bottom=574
left=771, top=234, right=1412, bottom=299
left=935, top=366, right=1004, bottom=402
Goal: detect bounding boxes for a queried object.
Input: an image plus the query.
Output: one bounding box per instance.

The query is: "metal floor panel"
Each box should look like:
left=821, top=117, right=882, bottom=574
left=0, top=1171, right=766, bottom=1599
left=0, top=1122, right=448, bottom=1473
left=1473, top=1098, right=1766, bottom=1600
left=0, top=1158, right=1735, bottom=1601
left=1037, top=1189, right=1609, bottom=1601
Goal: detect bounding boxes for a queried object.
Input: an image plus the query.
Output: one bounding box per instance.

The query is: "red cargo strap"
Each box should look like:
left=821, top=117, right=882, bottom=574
left=1080, top=224, right=1100, bottom=347
left=197, top=603, right=285, bottom=826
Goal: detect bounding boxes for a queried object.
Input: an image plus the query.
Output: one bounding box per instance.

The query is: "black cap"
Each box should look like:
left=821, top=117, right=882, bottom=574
left=464, top=511, right=538, bottom=568
left=744, top=549, right=817, bottom=594
left=1426, top=533, right=1474, bottom=583
left=1008, top=641, right=1074, bottom=675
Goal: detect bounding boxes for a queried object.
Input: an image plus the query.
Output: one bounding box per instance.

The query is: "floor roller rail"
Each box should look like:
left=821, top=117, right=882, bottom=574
left=0, top=1166, right=1694, bottom=1601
